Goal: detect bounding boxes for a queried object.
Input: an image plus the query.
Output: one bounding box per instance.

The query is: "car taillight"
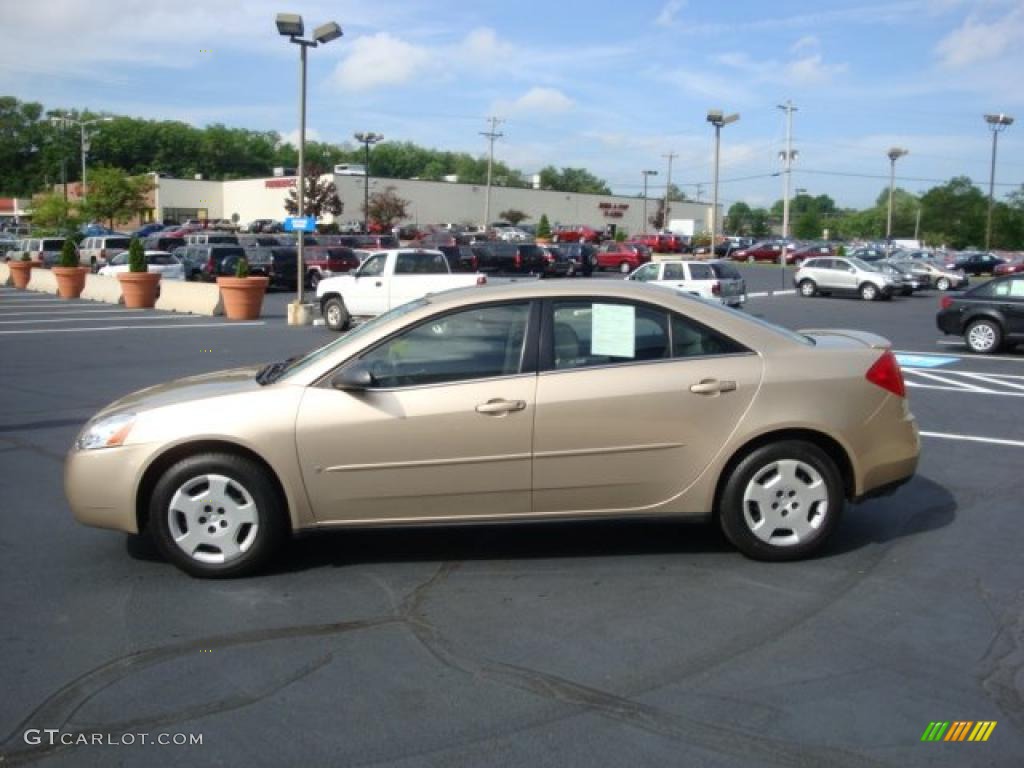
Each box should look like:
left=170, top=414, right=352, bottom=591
left=545, top=252, right=554, bottom=262
left=205, top=257, right=215, bottom=273
left=711, top=281, right=721, bottom=295
left=865, top=349, right=905, bottom=398
left=471, top=255, right=479, bottom=270
left=514, top=253, right=522, bottom=269
left=476, top=275, right=487, bottom=285
left=940, top=295, right=953, bottom=310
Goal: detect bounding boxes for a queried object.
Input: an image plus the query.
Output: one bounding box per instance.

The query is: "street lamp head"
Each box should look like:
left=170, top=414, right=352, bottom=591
left=887, top=147, right=909, bottom=162
left=984, top=113, right=1014, bottom=129
left=706, top=109, right=739, bottom=127
left=642, top=169, right=658, bottom=176
left=275, top=13, right=304, bottom=37
left=313, top=21, right=343, bottom=44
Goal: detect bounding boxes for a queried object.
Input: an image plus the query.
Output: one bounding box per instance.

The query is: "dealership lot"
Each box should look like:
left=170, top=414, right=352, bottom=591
left=1, top=267, right=1022, bottom=767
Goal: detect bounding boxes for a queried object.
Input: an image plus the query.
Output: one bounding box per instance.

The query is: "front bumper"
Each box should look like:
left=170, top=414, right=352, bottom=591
left=65, top=443, right=153, bottom=533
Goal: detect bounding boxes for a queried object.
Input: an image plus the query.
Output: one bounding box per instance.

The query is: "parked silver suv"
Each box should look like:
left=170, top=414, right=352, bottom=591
left=794, top=256, right=897, bottom=301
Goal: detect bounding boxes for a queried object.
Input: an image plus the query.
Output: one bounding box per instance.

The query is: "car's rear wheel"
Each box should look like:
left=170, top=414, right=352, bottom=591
left=965, top=318, right=1002, bottom=354
left=798, top=279, right=817, bottom=297
left=619, top=261, right=631, bottom=274
left=936, top=277, right=951, bottom=291
left=719, top=441, right=843, bottom=561
left=747, top=254, right=755, bottom=263
left=859, top=282, right=879, bottom=301
left=150, top=453, right=287, bottom=578
left=323, top=297, right=350, bottom=332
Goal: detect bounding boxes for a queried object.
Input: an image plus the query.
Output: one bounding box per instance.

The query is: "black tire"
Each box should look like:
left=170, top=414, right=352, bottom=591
left=859, top=282, right=879, bottom=301
left=323, top=296, right=350, bottom=332
left=150, top=452, right=287, bottom=578
left=965, top=318, right=1002, bottom=354
left=718, top=440, right=844, bottom=562
left=936, top=277, right=951, bottom=291
left=798, top=279, right=817, bottom=298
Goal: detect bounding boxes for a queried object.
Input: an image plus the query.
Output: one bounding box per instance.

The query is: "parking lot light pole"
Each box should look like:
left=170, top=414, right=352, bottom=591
left=641, top=170, right=658, bottom=235
left=276, top=13, right=342, bottom=325
left=886, top=147, right=909, bottom=255
left=354, top=132, right=383, bottom=233
left=706, top=109, right=739, bottom=254
left=984, top=113, right=1014, bottom=251
left=52, top=115, right=113, bottom=213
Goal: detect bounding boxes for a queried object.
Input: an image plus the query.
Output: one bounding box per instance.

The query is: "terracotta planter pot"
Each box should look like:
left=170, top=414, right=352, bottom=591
left=217, top=276, right=269, bottom=320
left=117, top=272, right=162, bottom=308
left=53, top=266, right=90, bottom=299
left=9, top=261, right=36, bottom=289
left=535, top=237, right=551, bottom=244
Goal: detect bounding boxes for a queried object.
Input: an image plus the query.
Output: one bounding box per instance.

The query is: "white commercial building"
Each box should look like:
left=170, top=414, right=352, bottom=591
left=149, top=173, right=717, bottom=235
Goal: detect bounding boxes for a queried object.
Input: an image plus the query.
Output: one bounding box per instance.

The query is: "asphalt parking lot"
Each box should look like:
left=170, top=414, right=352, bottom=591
left=1, top=266, right=1022, bottom=767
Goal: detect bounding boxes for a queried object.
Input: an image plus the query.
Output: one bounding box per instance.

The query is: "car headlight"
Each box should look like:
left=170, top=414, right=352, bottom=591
left=75, top=412, right=136, bottom=451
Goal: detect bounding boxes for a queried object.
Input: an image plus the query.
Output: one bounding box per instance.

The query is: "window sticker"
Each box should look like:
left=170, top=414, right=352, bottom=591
left=1009, top=280, right=1024, bottom=298
left=591, top=303, right=635, bottom=358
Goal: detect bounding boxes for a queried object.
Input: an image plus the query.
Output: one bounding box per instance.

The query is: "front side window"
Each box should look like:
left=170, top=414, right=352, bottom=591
left=359, top=253, right=387, bottom=277
left=358, top=303, right=531, bottom=388
left=631, top=263, right=658, bottom=282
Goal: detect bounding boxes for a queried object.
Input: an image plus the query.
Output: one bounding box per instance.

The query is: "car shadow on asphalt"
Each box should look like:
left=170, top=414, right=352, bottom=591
left=125, top=474, right=955, bottom=573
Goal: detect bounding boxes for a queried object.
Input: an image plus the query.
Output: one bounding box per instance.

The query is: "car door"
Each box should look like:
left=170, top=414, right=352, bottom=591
left=1000, top=277, right=1024, bottom=336
left=345, top=252, right=391, bottom=315
left=295, top=301, right=536, bottom=521
left=532, top=298, right=762, bottom=513
left=830, top=258, right=859, bottom=293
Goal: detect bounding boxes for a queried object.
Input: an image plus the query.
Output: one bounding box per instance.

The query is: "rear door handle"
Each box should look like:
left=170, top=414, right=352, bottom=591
left=475, top=399, right=527, bottom=415
left=689, top=379, right=736, bottom=395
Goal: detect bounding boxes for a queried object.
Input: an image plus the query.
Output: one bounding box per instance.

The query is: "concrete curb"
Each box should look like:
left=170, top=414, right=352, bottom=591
left=155, top=280, right=224, bottom=316
left=0, top=263, right=10, bottom=287
left=81, top=274, right=123, bottom=304
left=27, top=268, right=58, bottom=294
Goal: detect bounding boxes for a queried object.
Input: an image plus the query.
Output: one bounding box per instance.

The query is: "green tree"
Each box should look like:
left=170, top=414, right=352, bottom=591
left=83, top=167, right=153, bottom=228
left=725, top=202, right=752, bottom=235
left=536, top=214, right=551, bottom=238
left=365, top=186, right=410, bottom=229
left=538, top=166, right=611, bottom=194
left=284, top=168, right=343, bottom=219
left=793, top=208, right=822, bottom=239
left=919, top=176, right=987, bottom=249
left=499, top=209, right=529, bottom=226
left=749, top=208, right=771, bottom=238
left=30, top=191, right=79, bottom=233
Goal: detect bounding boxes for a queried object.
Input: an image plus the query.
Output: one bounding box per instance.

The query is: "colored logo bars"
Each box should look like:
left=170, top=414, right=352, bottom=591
left=921, top=721, right=997, bottom=742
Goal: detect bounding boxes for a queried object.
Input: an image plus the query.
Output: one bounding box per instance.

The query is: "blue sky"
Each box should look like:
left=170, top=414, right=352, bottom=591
left=2, top=0, right=1023, bottom=210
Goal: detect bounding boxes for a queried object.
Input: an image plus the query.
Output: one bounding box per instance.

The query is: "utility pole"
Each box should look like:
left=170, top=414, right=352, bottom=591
left=481, top=116, right=504, bottom=230
left=777, top=100, right=797, bottom=286
left=984, top=113, right=1014, bottom=250
left=914, top=205, right=921, bottom=243
left=886, top=147, right=909, bottom=254
left=662, top=151, right=678, bottom=231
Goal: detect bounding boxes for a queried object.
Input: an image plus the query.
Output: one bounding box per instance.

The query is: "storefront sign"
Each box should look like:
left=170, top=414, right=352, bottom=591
left=265, top=178, right=296, bottom=189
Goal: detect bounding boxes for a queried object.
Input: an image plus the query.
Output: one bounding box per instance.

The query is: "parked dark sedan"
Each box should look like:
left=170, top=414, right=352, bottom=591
left=472, top=242, right=548, bottom=274
left=950, top=251, right=1006, bottom=276
left=936, top=275, right=1024, bottom=353
left=552, top=242, right=598, bottom=276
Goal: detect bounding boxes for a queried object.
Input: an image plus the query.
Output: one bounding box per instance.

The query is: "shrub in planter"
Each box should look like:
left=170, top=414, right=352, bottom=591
left=117, top=238, right=161, bottom=308
left=10, top=253, right=36, bottom=289
left=217, top=256, right=269, bottom=321
left=53, top=238, right=89, bottom=299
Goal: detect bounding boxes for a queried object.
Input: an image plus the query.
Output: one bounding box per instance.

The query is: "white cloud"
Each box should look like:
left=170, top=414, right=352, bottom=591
left=280, top=128, right=321, bottom=147
left=713, top=46, right=846, bottom=89
left=790, top=35, right=820, bottom=54
left=495, top=87, right=574, bottom=116
left=935, top=8, right=1024, bottom=68
left=785, top=54, right=847, bottom=86
left=331, top=32, right=431, bottom=91
left=655, top=0, right=687, bottom=27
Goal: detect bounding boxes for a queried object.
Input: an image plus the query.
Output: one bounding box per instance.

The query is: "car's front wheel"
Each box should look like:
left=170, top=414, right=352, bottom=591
left=718, top=441, right=843, bottom=561
left=150, top=453, right=287, bottom=578
left=965, top=318, right=1002, bottom=354
left=936, top=277, right=951, bottom=291
left=859, top=282, right=879, bottom=301
left=619, top=261, right=631, bottom=274
left=798, top=279, right=817, bottom=297
left=323, top=296, right=351, bottom=332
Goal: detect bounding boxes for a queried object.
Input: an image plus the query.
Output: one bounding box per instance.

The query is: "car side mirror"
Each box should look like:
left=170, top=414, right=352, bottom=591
left=330, top=364, right=375, bottom=392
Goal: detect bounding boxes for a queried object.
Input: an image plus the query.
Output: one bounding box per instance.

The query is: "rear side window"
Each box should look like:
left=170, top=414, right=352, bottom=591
left=395, top=252, right=448, bottom=274
left=42, top=239, right=64, bottom=250
left=148, top=254, right=176, bottom=265
left=689, top=264, right=714, bottom=280
left=663, top=263, right=686, bottom=280
left=709, top=262, right=741, bottom=279
left=105, top=238, right=131, bottom=249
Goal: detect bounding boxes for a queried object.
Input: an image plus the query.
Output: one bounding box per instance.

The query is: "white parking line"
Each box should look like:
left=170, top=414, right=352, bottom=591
left=921, top=431, right=1024, bottom=448
left=0, top=315, right=201, bottom=325
left=747, top=289, right=796, bottom=298
left=0, top=322, right=264, bottom=335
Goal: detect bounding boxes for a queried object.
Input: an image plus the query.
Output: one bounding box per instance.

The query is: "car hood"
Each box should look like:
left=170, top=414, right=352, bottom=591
left=96, top=367, right=262, bottom=419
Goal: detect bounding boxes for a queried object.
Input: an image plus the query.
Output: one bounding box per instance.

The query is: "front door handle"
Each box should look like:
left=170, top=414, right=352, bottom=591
left=375, top=281, right=382, bottom=287
left=689, top=379, right=737, bottom=395
left=475, top=399, right=527, bottom=415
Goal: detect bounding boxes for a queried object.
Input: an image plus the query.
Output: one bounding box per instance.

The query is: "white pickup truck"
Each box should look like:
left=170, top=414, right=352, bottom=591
left=316, top=248, right=487, bottom=331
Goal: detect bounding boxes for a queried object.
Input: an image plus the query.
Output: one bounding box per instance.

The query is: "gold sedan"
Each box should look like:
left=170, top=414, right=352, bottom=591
left=65, top=282, right=919, bottom=577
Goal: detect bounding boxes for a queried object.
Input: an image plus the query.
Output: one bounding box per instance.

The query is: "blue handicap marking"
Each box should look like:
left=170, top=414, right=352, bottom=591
left=894, top=354, right=958, bottom=369
left=284, top=216, right=317, bottom=232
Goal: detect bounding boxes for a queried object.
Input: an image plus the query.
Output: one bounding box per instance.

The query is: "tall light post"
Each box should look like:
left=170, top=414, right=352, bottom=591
left=641, top=170, right=658, bottom=234
left=52, top=115, right=113, bottom=212
left=984, top=113, right=1014, bottom=250
left=706, top=109, right=739, bottom=253
left=886, top=147, right=909, bottom=253
left=353, top=132, right=383, bottom=233
left=662, top=151, right=678, bottom=230
left=276, top=13, right=342, bottom=325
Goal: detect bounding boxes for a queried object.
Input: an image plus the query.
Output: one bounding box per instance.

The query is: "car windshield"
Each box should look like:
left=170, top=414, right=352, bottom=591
left=848, top=257, right=877, bottom=272
left=275, top=299, right=429, bottom=383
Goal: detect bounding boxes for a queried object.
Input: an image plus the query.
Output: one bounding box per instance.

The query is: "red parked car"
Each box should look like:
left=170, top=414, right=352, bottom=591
left=632, top=233, right=684, bottom=253
left=732, top=240, right=798, bottom=264
left=552, top=225, right=602, bottom=244
left=303, top=246, right=361, bottom=289
left=994, top=257, right=1024, bottom=276
left=596, top=241, right=652, bottom=273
